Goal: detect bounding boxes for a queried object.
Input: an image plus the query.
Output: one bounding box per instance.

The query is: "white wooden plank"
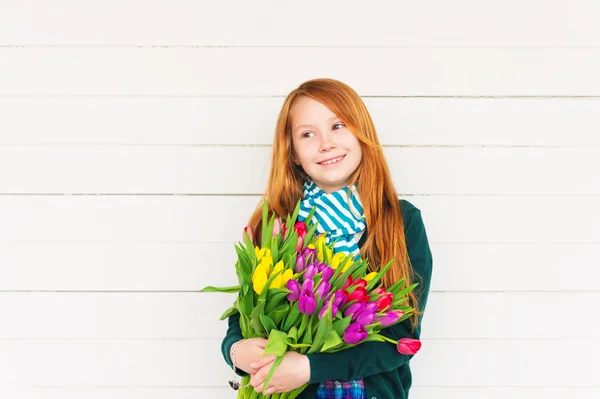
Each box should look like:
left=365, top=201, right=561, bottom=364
left=0, top=339, right=596, bottom=386
left=1, top=147, right=598, bottom=195
left=1, top=98, right=598, bottom=146
left=0, top=387, right=599, bottom=399
left=0, top=1, right=598, bottom=47
left=1, top=242, right=597, bottom=291
left=1, top=48, right=599, bottom=96
left=0, top=196, right=598, bottom=243
left=1, top=292, right=598, bottom=340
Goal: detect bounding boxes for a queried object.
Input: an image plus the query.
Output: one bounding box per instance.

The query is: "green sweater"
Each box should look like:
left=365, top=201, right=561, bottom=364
left=221, top=199, right=433, bottom=399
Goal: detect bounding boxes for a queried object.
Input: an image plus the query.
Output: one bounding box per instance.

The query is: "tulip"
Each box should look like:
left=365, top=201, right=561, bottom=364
left=301, top=247, right=316, bottom=265
left=321, top=267, right=334, bottom=282
left=353, top=279, right=368, bottom=288
left=272, top=217, right=281, bottom=236
left=397, top=338, right=421, bottom=355
left=375, top=293, right=394, bottom=312
left=356, top=311, right=377, bottom=327
left=318, top=303, right=339, bottom=319
left=344, top=302, right=366, bottom=321
left=255, top=247, right=272, bottom=263
left=294, top=221, right=307, bottom=238
left=372, top=287, right=386, bottom=296
left=243, top=226, right=254, bottom=242
left=303, top=264, right=317, bottom=282
left=298, top=280, right=317, bottom=315
left=316, top=281, right=331, bottom=299
left=333, top=290, right=348, bottom=308
left=341, top=257, right=354, bottom=272
left=363, top=302, right=378, bottom=314
left=295, top=255, right=305, bottom=273
left=286, top=279, right=300, bottom=301
left=379, top=311, right=401, bottom=327
left=315, top=235, right=332, bottom=262
left=252, top=261, right=269, bottom=295
left=296, top=235, right=304, bottom=252
left=364, top=272, right=378, bottom=282
left=347, top=287, right=370, bottom=302
left=343, top=322, right=368, bottom=344
left=282, top=224, right=288, bottom=240
left=272, top=262, right=293, bottom=289
left=330, top=253, right=346, bottom=270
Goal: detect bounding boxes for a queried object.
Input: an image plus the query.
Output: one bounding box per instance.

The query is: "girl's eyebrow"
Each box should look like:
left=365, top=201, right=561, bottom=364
left=294, top=116, right=339, bottom=132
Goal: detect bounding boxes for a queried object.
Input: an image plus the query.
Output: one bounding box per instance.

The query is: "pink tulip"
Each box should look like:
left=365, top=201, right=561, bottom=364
left=296, top=235, right=304, bottom=252
left=272, top=218, right=281, bottom=236
left=294, top=221, right=307, bottom=238
left=397, top=338, right=421, bottom=355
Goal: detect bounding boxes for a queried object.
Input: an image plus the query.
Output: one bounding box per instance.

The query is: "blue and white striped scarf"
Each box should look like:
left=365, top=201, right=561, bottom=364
left=297, top=179, right=366, bottom=260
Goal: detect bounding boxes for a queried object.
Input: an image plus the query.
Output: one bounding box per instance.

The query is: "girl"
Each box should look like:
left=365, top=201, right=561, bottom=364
left=221, top=78, right=433, bottom=399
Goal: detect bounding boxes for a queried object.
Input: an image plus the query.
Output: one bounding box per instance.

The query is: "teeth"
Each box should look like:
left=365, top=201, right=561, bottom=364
left=320, top=156, right=343, bottom=165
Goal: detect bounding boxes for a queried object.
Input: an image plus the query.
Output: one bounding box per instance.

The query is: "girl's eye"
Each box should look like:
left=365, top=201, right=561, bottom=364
left=302, top=132, right=315, bottom=138
left=333, top=123, right=345, bottom=130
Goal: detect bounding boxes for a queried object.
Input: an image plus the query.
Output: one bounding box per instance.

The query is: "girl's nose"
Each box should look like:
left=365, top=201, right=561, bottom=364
left=320, top=135, right=336, bottom=152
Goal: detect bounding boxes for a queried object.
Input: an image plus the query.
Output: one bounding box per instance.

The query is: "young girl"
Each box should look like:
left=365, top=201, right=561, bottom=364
left=221, top=78, right=433, bottom=399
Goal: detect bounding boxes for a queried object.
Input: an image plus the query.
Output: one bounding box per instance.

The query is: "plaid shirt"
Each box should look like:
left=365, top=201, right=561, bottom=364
left=315, top=379, right=366, bottom=399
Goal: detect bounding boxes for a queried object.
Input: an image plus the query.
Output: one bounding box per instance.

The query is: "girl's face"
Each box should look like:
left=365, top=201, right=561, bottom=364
left=290, top=96, right=362, bottom=194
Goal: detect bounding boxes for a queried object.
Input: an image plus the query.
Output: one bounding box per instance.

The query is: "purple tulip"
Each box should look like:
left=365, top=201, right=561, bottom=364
left=343, top=322, right=368, bottom=344
left=363, top=302, right=378, bottom=314
left=286, top=279, right=300, bottom=302
left=298, top=280, right=316, bottom=315
left=316, top=281, right=331, bottom=299
left=333, top=290, right=347, bottom=308
left=344, top=302, right=366, bottom=321
left=378, top=311, right=401, bottom=327
left=315, top=261, right=327, bottom=272
left=318, top=303, right=339, bottom=319
left=295, top=255, right=305, bottom=273
left=321, top=267, right=335, bottom=282
left=356, top=311, right=377, bottom=327
left=304, top=264, right=317, bottom=282
left=301, top=247, right=316, bottom=264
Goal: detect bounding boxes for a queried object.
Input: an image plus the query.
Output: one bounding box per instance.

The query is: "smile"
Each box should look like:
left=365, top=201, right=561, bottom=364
left=318, top=155, right=346, bottom=165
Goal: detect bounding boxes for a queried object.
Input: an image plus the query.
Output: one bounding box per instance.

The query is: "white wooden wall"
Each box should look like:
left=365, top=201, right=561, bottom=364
left=1, top=1, right=599, bottom=398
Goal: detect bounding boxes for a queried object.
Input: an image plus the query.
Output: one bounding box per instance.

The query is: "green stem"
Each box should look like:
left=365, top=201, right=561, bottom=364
left=376, top=333, right=398, bottom=345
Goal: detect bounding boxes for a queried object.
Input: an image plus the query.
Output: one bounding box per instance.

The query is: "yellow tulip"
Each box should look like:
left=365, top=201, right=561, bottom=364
left=364, top=272, right=378, bottom=282
left=341, top=257, right=354, bottom=272
left=252, top=262, right=269, bottom=294
left=315, top=235, right=332, bottom=262
left=255, top=247, right=272, bottom=262
left=307, top=243, right=315, bottom=249
left=330, top=253, right=346, bottom=270
left=270, top=261, right=285, bottom=289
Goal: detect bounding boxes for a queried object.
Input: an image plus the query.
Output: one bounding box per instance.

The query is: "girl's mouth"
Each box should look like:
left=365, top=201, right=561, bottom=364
left=318, top=155, right=346, bottom=166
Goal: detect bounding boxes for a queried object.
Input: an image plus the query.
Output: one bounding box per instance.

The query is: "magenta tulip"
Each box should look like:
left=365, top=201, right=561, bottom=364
left=298, top=280, right=316, bottom=315
left=286, top=279, right=300, bottom=301
left=356, top=311, right=377, bottom=327
left=343, top=322, right=368, bottom=344
left=316, top=281, right=331, bottom=299
left=294, top=221, right=307, bottom=238
left=303, top=264, right=317, bottom=282
left=318, top=303, right=339, bottom=319
left=378, top=311, right=400, bottom=327
left=397, top=338, right=421, bottom=355
left=344, top=302, right=366, bottom=321
left=295, top=255, right=305, bottom=273
left=321, top=267, right=334, bottom=281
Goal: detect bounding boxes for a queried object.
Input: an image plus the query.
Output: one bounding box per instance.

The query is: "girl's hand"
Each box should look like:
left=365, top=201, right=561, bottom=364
left=231, top=338, right=276, bottom=375
left=250, top=351, right=311, bottom=395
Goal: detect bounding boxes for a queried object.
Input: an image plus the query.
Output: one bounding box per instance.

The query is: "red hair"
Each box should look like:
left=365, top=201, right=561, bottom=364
left=247, top=78, right=421, bottom=329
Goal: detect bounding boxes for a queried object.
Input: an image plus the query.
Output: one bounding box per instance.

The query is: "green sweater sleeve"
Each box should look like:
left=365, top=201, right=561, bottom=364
left=306, top=200, right=434, bottom=383
left=220, top=311, right=249, bottom=377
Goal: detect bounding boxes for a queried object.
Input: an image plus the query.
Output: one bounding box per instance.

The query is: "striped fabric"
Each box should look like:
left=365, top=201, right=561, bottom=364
left=297, top=179, right=366, bottom=259
left=298, top=179, right=367, bottom=399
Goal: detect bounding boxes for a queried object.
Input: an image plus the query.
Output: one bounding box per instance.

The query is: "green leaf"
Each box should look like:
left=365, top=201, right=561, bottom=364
left=332, top=315, right=352, bottom=337
left=200, top=285, right=240, bottom=293
left=219, top=305, right=239, bottom=320
left=386, top=278, right=406, bottom=296
left=365, top=259, right=394, bottom=291
left=265, top=290, right=289, bottom=314
left=259, top=313, right=277, bottom=335
left=308, top=301, right=333, bottom=354
left=267, top=303, right=289, bottom=327
left=282, top=302, right=301, bottom=331
left=394, top=282, right=419, bottom=298
left=261, top=199, right=269, bottom=247
left=250, top=303, right=266, bottom=335
left=263, top=329, right=289, bottom=356
left=321, top=330, right=343, bottom=352
left=262, top=354, right=285, bottom=393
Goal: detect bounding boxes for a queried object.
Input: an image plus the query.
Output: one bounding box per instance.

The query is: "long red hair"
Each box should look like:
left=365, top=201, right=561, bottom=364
left=247, top=78, right=421, bottom=329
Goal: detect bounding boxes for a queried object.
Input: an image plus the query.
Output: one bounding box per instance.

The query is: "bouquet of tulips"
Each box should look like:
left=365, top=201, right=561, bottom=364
left=201, top=200, right=420, bottom=399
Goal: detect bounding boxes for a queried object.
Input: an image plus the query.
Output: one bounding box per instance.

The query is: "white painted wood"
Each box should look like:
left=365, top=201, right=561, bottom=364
left=2, top=47, right=600, bottom=96
left=1, top=146, right=599, bottom=195
left=0, top=1, right=598, bottom=47
left=0, top=339, right=597, bottom=386
left=0, top=196, right=598, bottom=243
left=1, top=292, right=598, bottom=340
left=1, top=98, right=598, bottom=146
left=1, top=242, right=598, bottom=291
